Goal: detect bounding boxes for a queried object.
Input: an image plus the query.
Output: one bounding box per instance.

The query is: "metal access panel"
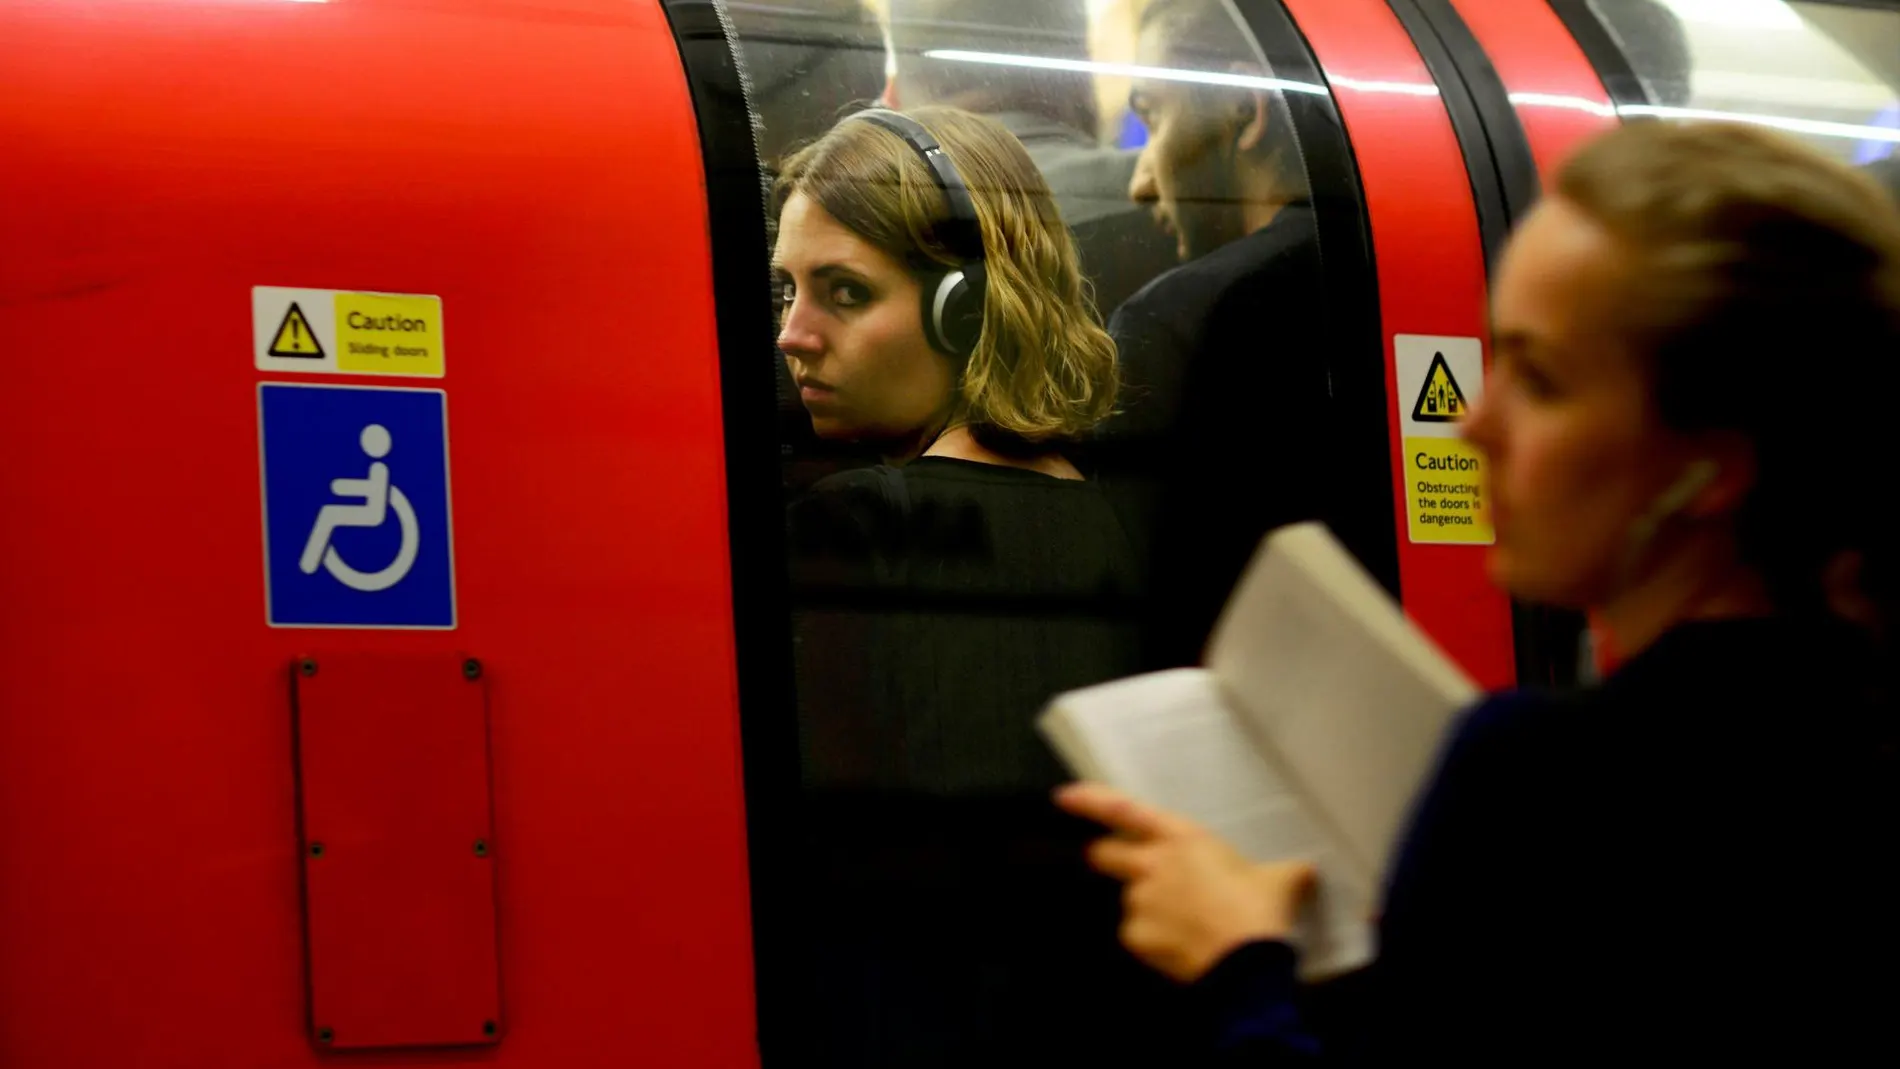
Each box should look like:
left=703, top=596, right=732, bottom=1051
left=292, top=653, right=501, bottom=1050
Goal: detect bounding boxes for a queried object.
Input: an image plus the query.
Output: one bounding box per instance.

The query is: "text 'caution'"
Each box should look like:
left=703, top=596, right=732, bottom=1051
left=254, top=286, right=445, bottom=378
left=1404, top=438, right=1494, bottom=544
left=1395, top=335, right=1493, bottom=546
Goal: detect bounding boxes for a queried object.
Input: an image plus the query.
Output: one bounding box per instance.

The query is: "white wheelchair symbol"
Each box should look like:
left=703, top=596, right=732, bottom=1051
left=298, top=423, right=419, bottom=592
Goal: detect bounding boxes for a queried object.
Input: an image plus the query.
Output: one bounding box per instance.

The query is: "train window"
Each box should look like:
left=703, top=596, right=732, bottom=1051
left=1581, top=0, right=1900, bottom=169
left=710, top=1, right=1385, bottom=1063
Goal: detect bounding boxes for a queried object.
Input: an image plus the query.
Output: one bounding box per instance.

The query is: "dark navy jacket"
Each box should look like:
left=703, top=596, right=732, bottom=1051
left=1190, top=617, right=1898, bottom=1065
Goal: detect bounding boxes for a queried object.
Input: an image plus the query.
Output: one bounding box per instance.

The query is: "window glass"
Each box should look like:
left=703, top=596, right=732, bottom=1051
left=719, top=2, right=1374, bottom=1063
left=1586, top=0, right=1900, bottom=172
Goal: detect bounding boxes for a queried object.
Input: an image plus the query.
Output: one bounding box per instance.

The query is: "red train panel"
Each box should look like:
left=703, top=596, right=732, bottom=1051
left=0, top=2, right=757, bottom=1066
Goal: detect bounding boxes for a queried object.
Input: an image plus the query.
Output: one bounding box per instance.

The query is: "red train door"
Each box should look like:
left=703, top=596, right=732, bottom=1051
left=0, top=2, right=758, bottom=1066
left=1451, top=0, right=1620, bottom=174
left=1277, top=0, right=1518, bottom=689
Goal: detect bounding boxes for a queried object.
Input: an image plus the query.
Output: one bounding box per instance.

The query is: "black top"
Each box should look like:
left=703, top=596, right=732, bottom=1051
left=788, top=456, right=1144, bottom=793
left=1095, top=205, right=1334, bottom=669
left=1188, top=616, right=1899, bottom=1065
left=786, top=457, right=1180, bottom=1066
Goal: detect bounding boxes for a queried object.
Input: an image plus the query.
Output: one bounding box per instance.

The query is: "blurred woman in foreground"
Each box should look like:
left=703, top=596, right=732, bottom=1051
left=1060, top=120, right=1900, bottom=1063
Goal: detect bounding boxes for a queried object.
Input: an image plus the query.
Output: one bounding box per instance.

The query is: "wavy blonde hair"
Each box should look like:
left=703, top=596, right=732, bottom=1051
left=773, top=105, right=1120, bottom=444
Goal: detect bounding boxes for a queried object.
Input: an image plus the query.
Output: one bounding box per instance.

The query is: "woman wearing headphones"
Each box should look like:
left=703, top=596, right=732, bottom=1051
left=1057, top=120, right=1900, bottom=1063
left=772, top=107, right=1164, bottom=1066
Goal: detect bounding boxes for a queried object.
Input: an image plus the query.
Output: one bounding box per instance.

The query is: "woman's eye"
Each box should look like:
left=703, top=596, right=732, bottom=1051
left=775, top=280, right=795, bottom=306
left=832, top=282, right=870, bottom=308
left=1497, top=351, right=1557, bottom=401
left=1516, top=364, right=1558, bottom=401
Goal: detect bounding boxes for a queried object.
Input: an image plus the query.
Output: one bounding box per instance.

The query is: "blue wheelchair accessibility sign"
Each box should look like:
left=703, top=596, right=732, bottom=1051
left=258, top=384, right=457, bottom=629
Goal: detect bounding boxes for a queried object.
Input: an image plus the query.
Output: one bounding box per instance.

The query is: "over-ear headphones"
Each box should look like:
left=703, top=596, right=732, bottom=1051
left=850, top=109, right=988, bottom=357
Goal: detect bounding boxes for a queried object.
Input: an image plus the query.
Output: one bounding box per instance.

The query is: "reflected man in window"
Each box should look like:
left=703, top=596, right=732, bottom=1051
left=1096, top=0, right=1329, bottom=669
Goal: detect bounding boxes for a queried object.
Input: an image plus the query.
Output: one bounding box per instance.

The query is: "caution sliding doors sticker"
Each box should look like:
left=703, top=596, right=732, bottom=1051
left=253, top=286, right=444, bottom=377
left=1395, top=335, right=1493, bottom=545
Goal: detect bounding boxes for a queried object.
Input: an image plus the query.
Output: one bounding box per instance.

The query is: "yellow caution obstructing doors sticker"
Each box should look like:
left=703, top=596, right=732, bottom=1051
left=253, top=286, right=444, bottom=378
left=1396, top=335, right=1493, bottom=545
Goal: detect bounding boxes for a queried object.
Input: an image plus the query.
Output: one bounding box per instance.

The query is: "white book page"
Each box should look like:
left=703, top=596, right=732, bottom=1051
left=1208, top=527, right=1477, bottom=882
left=1040, top=669, right=1374, bottom=979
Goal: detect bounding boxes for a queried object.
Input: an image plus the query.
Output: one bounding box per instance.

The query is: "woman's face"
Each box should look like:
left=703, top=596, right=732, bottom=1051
left=1464, top=197, right=1707, bottom=608
left=773, top=192, right=956, bottom=444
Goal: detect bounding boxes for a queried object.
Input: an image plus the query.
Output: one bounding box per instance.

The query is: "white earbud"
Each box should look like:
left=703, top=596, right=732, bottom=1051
left=1651, top=459, right=1720, bottom=521
left=1625, top=458, right=1719, bottom=555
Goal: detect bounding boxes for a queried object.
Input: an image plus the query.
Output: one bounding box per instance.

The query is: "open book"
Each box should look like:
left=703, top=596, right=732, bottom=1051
left=1038, top=523, right=1478, bottom=980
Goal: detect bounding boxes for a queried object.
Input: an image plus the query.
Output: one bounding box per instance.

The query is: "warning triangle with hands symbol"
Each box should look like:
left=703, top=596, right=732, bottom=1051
left=269, top=302, right=325, bottom=359
left=1411, top=351, right=1469, bottom=423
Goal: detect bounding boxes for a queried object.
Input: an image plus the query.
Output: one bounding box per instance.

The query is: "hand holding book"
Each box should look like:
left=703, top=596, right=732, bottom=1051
left=1040, top=523, right=1477, bottom=979
left=1058, top=783, right=1318, bottom=983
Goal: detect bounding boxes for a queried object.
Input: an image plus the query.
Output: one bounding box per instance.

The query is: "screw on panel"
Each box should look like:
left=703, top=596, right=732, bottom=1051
left=473, top=839, right=489, bottom=858
left=309, top=842, right=325, bottom=858
left=316, top=1027, right=334, bottom=1044
left=300, top=659, right=318, bottom=678
left=463, top=658, right=482, bottom=681
left=483, top=1021, right=498, bottom=1038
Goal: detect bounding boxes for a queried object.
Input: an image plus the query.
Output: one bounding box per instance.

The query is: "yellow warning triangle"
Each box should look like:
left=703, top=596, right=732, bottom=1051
left=1411, top=351, right=1469, bottom=423
left=268, top=302, right=325, bottom=359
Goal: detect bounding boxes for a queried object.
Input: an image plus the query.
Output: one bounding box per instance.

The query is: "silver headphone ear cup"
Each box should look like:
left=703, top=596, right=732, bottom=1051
left=941, top=263, right=986, bottom=356
left=923, top=267, right=984, bottom=356
left=924, top=270, right=977, bottom=356
left=931, top=270, right=965, bottom=352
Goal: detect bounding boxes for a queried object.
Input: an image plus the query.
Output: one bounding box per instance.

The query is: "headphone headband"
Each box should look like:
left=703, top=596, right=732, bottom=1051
left=846, top=109, right=988, bottom=356
left=851, top=109, right=986, bottom=264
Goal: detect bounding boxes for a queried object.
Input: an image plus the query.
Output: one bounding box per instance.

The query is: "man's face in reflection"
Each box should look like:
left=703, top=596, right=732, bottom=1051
left=1127, top=30, right=1249, bottom=262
